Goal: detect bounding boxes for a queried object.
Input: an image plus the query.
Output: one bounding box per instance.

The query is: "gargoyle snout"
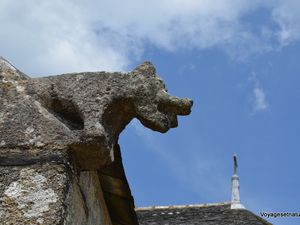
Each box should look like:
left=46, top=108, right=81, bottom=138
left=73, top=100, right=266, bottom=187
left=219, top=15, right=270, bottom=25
left=158, top=92, right=193, bottom=116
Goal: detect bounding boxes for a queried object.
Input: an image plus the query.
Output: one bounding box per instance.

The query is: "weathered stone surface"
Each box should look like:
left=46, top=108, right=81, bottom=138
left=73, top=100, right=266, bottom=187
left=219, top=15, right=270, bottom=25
left=0, top=57, right=192, bottom=169
left=64, top=170, right=112, bottom=225
left=0, top=163, right=67, bottom=225
left=0, top=57, right=192, bottom=225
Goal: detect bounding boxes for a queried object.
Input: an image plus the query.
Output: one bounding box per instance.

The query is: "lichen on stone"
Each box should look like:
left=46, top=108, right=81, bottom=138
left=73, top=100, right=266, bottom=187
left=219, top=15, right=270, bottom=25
left=0, top=164, right=67, bottom=225
left=4, top=168, right=58, bottom=218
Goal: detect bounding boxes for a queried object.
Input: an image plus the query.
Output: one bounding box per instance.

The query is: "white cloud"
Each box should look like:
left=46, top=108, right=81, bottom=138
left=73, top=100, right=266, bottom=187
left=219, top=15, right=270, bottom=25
left=1, top=0, right=300, bottom=75
left=248, top=73, right=269, bottom=113
left=0, top=0, right=130, bottom=75
left=253, top=86, right=268, bottom=112
left=270, top=0, right=300, bottom=46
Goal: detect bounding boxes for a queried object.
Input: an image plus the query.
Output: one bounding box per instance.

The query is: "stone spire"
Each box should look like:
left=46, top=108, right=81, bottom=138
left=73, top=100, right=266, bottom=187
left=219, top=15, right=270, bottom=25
left=230, top=153, right=245, bottom=209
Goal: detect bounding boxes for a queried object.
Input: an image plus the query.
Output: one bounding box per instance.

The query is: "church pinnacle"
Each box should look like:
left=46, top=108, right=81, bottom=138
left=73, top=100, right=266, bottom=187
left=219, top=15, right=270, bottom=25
left=231, top=153, right=245, bottom=209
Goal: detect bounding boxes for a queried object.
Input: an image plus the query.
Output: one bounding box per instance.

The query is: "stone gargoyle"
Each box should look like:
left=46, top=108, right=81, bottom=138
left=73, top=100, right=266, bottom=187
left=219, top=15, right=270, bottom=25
left=0, top=57, right=192, bottom=169
left=0, top=57, right=192, bottom=225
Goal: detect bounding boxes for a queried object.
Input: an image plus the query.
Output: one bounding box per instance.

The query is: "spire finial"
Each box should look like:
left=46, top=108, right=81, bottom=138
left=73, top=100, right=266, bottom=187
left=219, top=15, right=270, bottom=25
left=231, top=153, right=245, bottom=209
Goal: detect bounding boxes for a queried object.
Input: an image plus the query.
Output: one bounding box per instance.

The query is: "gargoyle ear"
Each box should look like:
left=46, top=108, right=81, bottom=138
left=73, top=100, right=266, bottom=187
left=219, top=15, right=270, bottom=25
left=132, top=61, right=156, bottom=76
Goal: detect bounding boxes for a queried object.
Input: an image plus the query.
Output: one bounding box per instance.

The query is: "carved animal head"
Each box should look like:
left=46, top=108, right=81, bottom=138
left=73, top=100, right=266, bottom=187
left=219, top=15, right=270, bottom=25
left=130, top=62, right=192, bottom=133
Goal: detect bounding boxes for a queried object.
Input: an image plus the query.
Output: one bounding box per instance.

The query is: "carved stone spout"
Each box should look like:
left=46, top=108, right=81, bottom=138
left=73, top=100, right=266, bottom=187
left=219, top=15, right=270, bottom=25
left=0, top=57, right=192, bottom=224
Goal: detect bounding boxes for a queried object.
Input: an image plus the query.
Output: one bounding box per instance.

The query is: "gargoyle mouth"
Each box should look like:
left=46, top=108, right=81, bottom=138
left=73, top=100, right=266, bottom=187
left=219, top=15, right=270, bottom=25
left=137, top=93, right=193, bottom=133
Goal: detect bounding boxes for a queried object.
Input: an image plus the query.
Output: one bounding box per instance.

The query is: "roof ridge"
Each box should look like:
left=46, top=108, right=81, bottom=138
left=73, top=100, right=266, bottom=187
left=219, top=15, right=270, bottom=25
left=135, top=202, right=231, bottom=211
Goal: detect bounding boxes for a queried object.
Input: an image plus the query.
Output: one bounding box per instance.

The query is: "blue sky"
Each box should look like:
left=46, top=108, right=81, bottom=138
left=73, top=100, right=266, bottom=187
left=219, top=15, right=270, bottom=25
left=1, top=1, right=300, bottom=224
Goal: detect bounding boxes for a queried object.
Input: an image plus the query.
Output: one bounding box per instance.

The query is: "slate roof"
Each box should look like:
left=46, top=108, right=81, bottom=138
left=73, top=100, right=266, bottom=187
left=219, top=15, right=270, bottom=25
left=136, top=202, right=272, bottom=225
